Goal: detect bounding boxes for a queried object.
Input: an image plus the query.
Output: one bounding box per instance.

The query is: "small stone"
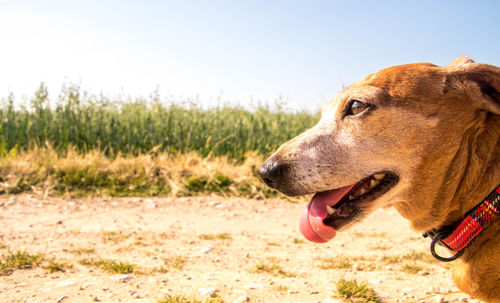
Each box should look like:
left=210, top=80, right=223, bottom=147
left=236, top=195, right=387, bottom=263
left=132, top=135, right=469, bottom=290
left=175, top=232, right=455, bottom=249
left=384, top=265, right=393, bottom=271
left=7, top=197, right=16, bottom=205
left=56, top=220, right=63, bottom=225
left=56, top=296, right=68, bottom=303
left=56, top=280, right=76, bottom=288
left=144, top=199, right=157, bottom=209
left=80, top=283, right=91, bottom=290
left=353, top=263, right=361, bottom=271
left=310, top=290, right=319, bottom=294
left=401, top=287, right=416, bottom=293
left=435, top=295, right=445, bottom=303
left=233, top=296, right=250, bottom=303
left=93, top=296, right=100, bottom=302
left=244, top=284, right=263, bottom=290
left=418, top=270, right=430, bottom=276
left=200, top=246, right=214, bottom=254
left=109, top=274, right=135, bottom=283
left=198, top=287, right=218, bottom=297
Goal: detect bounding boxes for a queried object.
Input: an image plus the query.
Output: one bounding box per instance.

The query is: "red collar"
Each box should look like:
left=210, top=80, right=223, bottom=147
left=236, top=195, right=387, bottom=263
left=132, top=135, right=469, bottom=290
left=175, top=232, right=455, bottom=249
left=423, top=183, right=500, bottom=262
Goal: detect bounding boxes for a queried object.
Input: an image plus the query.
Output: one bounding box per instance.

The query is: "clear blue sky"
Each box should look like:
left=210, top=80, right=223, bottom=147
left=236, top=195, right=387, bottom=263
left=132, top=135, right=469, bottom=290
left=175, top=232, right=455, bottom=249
left=0, top=0, right=499, bottom=110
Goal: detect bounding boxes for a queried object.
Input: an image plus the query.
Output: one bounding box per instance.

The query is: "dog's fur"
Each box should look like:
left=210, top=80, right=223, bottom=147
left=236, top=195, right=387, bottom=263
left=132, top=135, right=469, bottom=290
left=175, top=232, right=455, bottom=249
left=259, top=56, right=500, bottom=302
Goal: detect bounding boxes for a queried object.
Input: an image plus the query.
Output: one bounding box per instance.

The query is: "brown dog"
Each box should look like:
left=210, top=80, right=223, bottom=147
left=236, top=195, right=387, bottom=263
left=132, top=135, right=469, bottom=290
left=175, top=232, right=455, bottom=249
left=258, top=56, right=500, bottom=302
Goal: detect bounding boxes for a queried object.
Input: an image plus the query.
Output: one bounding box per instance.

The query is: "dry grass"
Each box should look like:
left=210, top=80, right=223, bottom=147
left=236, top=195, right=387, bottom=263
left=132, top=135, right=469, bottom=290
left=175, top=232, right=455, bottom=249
left=199, top=233, right=232, bottom=241
left=0, top=148, right=294, bottom=199
left=252, top=260, right=296, bottom=278
left=0, top=251, right=44, bottom=276
left=43, top=260, right=73, bottom=273
left=402, top=263, right=424, bottom=274
left=319, top=257, right=352, bottom=269
left=78, top=258, right=136, bottom=274
left=67, top=247, right=96, bottom=255
left=157, top=295, right=223, bottom=303
left=101, top=231, right=131, bottom=244
left=336, top=278, right=380, bottom=302
left=162, top=256, right=187, bottom=270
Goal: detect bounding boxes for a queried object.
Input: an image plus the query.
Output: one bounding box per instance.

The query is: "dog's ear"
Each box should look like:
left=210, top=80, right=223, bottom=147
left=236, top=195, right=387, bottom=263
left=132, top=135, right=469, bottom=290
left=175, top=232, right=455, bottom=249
left=447, top=57, right=500, bottom=115
left=449, top=55, right=475, bottom=66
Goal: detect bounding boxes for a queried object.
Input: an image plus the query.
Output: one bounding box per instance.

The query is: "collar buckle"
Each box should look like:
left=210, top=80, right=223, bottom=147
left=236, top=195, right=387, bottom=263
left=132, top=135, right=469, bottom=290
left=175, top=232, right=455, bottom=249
left=423, top=229, right=464, bottom=262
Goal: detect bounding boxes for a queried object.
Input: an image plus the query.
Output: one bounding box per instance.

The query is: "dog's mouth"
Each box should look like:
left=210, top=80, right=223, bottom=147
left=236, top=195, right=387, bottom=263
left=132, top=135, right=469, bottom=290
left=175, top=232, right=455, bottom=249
left=299, top=172, right=399, bottom=243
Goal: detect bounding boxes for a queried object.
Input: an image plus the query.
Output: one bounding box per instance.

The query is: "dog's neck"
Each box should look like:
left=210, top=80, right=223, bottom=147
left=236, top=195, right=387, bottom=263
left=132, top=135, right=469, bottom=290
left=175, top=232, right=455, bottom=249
left=444, top=113, right=500, bottom=227
left=396, top=113, right=500, bottom=232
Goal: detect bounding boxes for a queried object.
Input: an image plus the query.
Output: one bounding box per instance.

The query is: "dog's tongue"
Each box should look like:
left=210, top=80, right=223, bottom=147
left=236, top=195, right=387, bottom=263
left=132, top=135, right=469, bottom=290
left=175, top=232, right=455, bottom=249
left=299, top=185, right=354, bottom=243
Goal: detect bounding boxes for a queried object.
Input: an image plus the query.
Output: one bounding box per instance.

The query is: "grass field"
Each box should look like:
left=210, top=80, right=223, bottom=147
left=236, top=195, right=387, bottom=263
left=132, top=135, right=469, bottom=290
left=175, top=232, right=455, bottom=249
left=0, top=84, right=320, bottom=198
left=0, top=84, right=318, bottom=160
left=0, top=148, right=303, bottom=199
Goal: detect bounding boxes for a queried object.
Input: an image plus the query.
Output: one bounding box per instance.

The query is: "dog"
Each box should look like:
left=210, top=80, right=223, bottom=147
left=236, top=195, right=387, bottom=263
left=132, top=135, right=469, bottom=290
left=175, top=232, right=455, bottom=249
left=258, top=56, right=500, bottom=302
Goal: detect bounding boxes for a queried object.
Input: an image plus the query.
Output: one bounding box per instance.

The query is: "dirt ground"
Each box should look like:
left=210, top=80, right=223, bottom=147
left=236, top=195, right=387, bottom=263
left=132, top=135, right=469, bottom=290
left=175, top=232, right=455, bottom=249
left=0, top=195, right=482, bottom=303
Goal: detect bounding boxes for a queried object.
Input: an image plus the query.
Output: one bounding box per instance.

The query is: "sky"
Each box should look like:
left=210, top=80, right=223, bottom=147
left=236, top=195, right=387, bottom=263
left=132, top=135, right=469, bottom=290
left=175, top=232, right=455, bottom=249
left=0, top=0, right=499, bottom=111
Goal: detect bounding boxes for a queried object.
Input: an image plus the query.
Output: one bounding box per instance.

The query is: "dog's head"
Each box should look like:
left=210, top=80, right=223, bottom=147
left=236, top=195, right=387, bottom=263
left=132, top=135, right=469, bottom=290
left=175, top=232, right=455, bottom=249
left=258, top=56, right=500, bottom=243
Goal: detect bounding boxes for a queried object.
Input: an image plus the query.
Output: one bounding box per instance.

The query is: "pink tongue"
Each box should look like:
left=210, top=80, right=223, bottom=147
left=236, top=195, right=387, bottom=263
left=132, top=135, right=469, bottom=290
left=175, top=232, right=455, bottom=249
left=299, top=185, right=354, bottom=243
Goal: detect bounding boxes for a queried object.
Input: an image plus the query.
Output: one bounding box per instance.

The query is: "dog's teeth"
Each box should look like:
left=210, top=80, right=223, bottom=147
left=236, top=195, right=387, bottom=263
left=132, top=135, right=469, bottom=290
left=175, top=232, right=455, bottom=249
left=326, top=205, right=336, bottom=215
left=348, top=195, right=355, bottom=200
left=374, top=173, right=385, bottom=180
left=370, top=179, right=377, bottom=188
left=359, top=188, right=368, bottom=196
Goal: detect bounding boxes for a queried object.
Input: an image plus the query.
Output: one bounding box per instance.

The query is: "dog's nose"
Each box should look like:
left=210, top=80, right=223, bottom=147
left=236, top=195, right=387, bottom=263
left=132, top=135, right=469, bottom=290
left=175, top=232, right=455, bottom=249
left=258, top=158, right=287, bottom=189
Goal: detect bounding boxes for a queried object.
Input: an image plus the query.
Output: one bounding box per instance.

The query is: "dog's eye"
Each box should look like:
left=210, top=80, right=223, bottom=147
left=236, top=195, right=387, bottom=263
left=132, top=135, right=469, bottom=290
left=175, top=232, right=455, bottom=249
left=347, top=100, right=370, bottom=116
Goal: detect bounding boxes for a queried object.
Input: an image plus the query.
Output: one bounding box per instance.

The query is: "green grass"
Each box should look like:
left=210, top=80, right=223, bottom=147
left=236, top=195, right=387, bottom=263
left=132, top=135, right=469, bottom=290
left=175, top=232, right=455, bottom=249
left=402, top=263, right=424, bottom=274
left=0, top=84, right=318, bottom=198
left=68, top=247, right=96, bottom=255
left=78, top=258, right=136, bottom=274
left=0, top=84, right=318, bottom=160
left=101, top=231, right=131, bottom=243
left=162, top=256, right=187, bottom=270
left=336, top=278, right=380, bottom=302
left=253, top=261, right=296, bottom=278
left=199, top=233, right=232, bottom=241
left=0, top=250, right=44, bottom=275
left=381, top=251, right=436, bottom=264
left=184, top=174, right=233, bottom=194
left=44, top=261, right=73, bottom=273
left=157, top=295, right=223, bottom=303
left=320, top=257, right=352, bottom=269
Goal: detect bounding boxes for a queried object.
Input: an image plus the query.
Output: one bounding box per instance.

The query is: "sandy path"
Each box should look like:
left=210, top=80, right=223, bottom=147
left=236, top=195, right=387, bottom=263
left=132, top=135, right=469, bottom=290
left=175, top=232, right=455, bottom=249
left=0, top=195, right=480, bottom=303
